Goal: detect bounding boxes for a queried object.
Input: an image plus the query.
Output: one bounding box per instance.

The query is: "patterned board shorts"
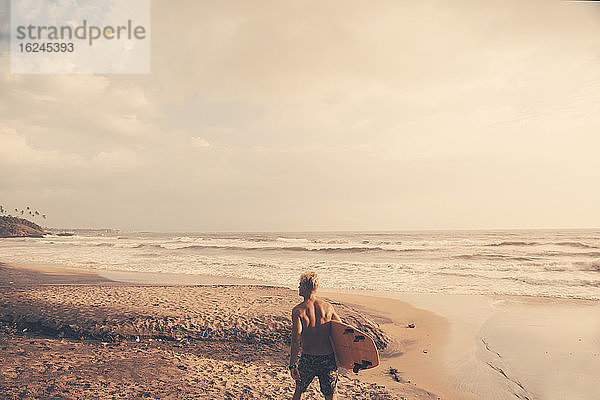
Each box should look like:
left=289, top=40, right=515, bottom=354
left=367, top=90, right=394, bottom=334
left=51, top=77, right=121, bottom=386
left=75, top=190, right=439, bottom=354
left=297, top=353, right=338, bottom=396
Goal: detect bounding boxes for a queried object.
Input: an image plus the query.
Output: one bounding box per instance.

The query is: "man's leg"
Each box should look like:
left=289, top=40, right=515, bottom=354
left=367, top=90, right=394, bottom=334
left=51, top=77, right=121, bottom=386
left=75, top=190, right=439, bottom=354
left=292, top=382, right=303, bottom=400
left=317, top=354, right=338, bottom=400
left=318, top=375, right=337, bottom=400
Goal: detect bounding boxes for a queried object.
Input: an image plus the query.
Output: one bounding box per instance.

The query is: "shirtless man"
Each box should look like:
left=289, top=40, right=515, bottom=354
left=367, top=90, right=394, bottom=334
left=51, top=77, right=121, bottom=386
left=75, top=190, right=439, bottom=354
left=289, top=272, right=341, bottom=400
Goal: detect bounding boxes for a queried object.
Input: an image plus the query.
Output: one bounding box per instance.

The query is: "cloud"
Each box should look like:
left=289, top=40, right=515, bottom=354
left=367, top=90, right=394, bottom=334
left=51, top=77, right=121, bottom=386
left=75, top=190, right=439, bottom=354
left=190, top=137, right=210, bottom=148
left=0, top=0, right=599, bottom=230
left=0, top=126, right=81, bottom=167
left=149, top=0, right=600, bottom=100
left=0, top=56, right=161, bottom=155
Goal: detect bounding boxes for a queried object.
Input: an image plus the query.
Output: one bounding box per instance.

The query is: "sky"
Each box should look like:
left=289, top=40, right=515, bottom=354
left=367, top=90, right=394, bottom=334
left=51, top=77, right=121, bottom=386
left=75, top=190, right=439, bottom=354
left=1, top=0, right=600, bottom=232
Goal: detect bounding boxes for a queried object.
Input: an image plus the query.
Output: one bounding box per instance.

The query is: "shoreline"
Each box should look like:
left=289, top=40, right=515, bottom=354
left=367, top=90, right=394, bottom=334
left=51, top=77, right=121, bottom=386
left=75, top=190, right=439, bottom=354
left=97, top=266, right=600, bottom=400
left=321, top=291, right=476, bottom=400
left=2, top=262, right=599, bottom=399
left=0, top=262, right=460, bottom=399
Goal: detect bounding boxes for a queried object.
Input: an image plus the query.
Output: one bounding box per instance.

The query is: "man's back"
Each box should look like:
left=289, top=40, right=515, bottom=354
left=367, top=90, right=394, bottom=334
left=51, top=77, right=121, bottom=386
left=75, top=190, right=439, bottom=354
left=293, top=298, right=339, bottom=355
left=290, top=272, right=340, bottom=400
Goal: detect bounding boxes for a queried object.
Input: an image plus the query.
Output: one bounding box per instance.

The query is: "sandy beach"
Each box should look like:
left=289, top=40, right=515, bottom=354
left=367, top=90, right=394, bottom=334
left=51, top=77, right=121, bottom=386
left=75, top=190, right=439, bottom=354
left=0, top=262, right=464, bottom=400
left=1, top=261, right=598, bottom=400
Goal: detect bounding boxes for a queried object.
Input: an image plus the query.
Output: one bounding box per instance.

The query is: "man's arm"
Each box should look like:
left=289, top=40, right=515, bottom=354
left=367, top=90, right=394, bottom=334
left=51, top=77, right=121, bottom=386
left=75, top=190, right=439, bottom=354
left=331, top=304, right=341, bottom=322
left=289, top=307, right=302, bottom=368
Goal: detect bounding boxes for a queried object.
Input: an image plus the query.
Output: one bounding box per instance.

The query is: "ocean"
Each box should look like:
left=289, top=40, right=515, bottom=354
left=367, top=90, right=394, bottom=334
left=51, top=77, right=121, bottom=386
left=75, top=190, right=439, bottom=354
left=1, top=229, right=599, bottom=300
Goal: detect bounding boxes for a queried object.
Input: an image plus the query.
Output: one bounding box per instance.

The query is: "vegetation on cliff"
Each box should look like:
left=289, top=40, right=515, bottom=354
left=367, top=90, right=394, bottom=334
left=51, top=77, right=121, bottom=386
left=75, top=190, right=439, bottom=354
left=0, top=216, right=45, bottom=238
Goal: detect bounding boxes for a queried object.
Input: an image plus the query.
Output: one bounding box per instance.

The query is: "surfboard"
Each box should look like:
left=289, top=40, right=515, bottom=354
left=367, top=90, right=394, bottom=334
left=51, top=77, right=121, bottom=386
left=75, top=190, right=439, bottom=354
left=329, top=320, right=380, bottom=373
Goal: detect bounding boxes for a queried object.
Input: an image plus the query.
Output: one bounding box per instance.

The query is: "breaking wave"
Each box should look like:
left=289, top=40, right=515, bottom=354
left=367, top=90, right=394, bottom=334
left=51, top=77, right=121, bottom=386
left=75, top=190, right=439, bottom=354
left=3, top=228, right=600, bottom=300
left=487, top=241, right=539, bottom=247
left=172, top=244, right=424, bottom=254
left=554, top=241, right=598, bottom=249
left=451, top=254, right=538, bottom=262
left=487, top=240, right=598, bottom=249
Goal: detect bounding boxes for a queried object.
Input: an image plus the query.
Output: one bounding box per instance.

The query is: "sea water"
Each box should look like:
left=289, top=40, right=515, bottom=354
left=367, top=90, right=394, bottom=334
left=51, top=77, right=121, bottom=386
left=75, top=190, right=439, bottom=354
left=1, top=229, right=598, bottom=300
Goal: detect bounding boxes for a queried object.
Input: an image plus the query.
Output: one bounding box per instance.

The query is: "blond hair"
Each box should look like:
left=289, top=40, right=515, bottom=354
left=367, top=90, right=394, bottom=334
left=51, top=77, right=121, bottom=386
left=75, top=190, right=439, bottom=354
left=299, top=271, right=319, bottom=293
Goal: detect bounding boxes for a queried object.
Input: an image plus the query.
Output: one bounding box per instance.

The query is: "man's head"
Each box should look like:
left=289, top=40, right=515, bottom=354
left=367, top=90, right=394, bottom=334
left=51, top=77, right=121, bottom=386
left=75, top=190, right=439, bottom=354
left=298, top=271, right=319, bottom=297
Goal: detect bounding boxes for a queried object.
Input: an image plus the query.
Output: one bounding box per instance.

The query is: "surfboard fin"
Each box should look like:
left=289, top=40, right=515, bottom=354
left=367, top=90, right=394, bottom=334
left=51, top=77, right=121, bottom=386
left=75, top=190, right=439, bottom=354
left=352, top=360, right=373, bottom=373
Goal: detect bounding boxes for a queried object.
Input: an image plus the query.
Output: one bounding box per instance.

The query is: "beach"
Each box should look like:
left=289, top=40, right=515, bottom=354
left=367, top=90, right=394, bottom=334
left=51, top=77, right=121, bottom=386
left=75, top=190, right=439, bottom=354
left=1, top=261, right=598, bottom=400
left=0, top=262, right=460, bottom=400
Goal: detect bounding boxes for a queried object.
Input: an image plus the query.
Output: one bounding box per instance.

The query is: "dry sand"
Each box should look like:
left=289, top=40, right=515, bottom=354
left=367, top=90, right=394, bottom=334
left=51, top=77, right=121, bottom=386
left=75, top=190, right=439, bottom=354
left=0, top=262, right=464, bottom=400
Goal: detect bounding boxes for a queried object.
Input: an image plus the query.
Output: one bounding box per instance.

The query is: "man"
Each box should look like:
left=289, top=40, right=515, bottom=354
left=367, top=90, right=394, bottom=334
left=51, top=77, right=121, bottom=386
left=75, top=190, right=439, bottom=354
left=289, top=272, right=341, bottom=400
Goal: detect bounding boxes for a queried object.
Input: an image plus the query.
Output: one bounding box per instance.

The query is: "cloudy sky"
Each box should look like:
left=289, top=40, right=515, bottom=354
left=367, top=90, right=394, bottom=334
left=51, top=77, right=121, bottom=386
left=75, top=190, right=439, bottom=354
left=1, top=0, right=599, bottom=231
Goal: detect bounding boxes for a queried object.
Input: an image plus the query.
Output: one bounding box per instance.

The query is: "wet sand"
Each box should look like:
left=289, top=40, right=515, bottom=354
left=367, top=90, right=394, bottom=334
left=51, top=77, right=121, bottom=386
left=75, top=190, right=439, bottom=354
left=0, top=262, right=461, bottom=400
left=322, top=292, right=476, bottom=400
left=383, top=292, right=600, bottom=400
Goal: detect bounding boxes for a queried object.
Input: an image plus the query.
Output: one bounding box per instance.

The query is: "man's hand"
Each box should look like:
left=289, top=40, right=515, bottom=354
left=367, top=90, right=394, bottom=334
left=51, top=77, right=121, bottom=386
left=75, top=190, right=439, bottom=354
left=289, top=307, right=302, bottom=381
left=289, top=364, right=300, bottom=381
